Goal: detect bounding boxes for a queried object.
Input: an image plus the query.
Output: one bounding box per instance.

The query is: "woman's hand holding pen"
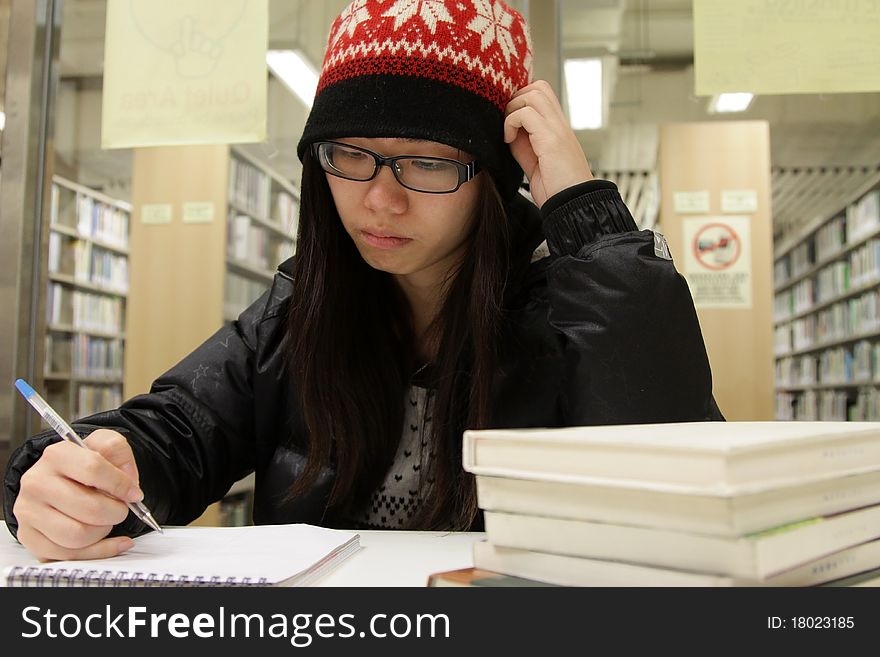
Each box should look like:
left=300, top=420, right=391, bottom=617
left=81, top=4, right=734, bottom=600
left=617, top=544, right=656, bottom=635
left=504, top=79, right=594, bottom=209
left=14, top=429, right=142, bottom=561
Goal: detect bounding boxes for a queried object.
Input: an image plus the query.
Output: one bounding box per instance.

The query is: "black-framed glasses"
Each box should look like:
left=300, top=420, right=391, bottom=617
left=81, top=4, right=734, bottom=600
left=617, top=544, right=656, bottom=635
left=311, top=141, right=481, bottom=194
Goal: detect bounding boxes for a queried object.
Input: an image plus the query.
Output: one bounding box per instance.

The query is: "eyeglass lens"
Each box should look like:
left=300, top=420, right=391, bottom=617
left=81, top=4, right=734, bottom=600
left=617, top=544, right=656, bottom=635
left=318, top=142, right=464, bottom=193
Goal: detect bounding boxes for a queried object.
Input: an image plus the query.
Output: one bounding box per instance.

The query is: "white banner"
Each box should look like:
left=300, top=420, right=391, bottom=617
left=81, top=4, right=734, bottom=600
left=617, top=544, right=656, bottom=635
left=694, top=0, right=880, bottom=96
left=102, top=0, right=268, bottom=148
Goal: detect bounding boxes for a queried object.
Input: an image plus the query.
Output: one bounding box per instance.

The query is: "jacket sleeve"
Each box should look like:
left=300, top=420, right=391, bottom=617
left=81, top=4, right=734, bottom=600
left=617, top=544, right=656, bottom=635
left=3, top=288, right=277, bottom=540
left=541, top=179, right=723, bottom=424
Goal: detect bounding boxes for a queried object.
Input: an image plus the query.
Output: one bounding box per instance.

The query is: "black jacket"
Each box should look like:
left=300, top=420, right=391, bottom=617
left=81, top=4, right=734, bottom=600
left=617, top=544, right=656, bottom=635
left=4, top=180, right=722, bottom=538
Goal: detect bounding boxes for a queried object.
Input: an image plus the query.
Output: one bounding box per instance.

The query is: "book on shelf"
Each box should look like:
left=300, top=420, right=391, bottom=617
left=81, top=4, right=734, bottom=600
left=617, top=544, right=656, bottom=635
left=474, top=469, right=880, bottom=537
left=483, top=504, right=880, bottom=580
left=229, top=156, right=270, bottom=219
left=45, top=334, right=73, bottom=375
left=274, top=190, right=299, bottom=235
left=77, top=384, right=122, bottom=415
left=462, top=421, right=880, bottom=491
left=472, top=538, right=880, bottom=588
left=224, top=272, right=270, bottom=320
left=2, top=524, right=360, bottom=588
left=427, top=566, right=554, bottom=588
left=47, top=283, right=125, bottom=334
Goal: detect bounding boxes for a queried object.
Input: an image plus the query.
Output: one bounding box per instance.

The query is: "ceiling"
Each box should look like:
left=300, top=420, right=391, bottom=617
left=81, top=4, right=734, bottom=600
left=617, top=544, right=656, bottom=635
left=16, top=0, right=880, bottom=231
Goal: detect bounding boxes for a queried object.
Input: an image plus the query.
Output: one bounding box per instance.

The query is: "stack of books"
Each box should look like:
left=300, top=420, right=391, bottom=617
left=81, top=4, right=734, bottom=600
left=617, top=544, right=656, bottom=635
left=454, top=421, right=880, bottom=586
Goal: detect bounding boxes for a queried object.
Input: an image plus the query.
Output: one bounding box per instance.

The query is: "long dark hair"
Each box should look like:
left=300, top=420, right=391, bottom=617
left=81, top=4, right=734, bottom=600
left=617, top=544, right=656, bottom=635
left=286, top=153, right=511, bottom=530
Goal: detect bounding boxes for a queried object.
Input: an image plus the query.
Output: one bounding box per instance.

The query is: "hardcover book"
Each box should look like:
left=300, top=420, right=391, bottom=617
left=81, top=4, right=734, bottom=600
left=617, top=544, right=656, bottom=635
left=474, top=469, right=880, bottom=536
left=463, top=421, right=880, bottom=492
left=473, top=538, right=880, bottom=587
left=483, top=504, right=880, bottom=580
left=427, top=567, right=553, bottom=588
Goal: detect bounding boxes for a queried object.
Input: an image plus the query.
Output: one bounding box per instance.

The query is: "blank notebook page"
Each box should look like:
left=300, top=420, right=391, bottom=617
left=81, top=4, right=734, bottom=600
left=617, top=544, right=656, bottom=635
left=5, top=524, right=360, bottom=586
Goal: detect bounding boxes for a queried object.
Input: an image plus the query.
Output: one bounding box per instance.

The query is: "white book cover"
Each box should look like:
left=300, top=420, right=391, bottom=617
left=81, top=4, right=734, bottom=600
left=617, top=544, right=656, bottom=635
left=473, top=538, right=880, bottom=587
left=475, top=469, right=880, bottom=536
left=484, top=503, right=880, bottom=580
left=464, top=421, right=880, bottom=493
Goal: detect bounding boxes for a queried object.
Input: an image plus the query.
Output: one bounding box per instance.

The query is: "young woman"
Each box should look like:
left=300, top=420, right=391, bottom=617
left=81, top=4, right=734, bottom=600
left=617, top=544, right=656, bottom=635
left=4, top=0, right=722, bottom=561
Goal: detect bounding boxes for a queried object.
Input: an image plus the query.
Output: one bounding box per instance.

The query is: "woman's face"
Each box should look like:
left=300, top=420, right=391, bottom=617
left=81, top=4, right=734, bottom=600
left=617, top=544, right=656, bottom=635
left=324, top=137, right=481, bottom=289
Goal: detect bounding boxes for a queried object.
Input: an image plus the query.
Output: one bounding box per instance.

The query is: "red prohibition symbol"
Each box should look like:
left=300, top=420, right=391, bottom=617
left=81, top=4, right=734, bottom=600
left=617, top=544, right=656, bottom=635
left=693, top=222, right=741, bottom=271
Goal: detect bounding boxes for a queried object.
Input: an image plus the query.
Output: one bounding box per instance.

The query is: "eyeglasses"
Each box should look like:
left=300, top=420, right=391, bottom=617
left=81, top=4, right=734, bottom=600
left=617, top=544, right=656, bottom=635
left=311, top=141, right=481, bottom=194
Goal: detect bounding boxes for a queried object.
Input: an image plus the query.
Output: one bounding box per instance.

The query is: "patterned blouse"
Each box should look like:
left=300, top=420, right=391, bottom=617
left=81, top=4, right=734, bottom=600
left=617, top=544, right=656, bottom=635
left=350, top=371, right=438, bottom=530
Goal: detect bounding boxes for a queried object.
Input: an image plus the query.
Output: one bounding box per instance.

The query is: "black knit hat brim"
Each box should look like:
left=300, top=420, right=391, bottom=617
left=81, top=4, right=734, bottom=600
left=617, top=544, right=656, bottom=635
left=297, top=75, right=524, bottom=199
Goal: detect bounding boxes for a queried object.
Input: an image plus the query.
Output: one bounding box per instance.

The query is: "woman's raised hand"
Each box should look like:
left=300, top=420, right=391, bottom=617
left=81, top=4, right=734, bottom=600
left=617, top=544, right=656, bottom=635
left=504, top=80, right=594, bottom=208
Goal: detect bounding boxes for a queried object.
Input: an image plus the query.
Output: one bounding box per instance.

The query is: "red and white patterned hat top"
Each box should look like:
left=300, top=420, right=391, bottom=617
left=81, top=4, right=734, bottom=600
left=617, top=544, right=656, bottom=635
left=319, top=0, right=533, bottom=111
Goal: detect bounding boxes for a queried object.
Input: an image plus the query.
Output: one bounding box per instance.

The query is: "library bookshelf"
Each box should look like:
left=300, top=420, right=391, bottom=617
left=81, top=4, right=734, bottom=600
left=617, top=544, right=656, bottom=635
left=127, top=145, right=297, bottom=526
left=221, top=150, right=297, bottom=525
left=45, top=175, right=131, bottom=420
left=773, top=182, right=880, bottom=420
left=225, top=148, right=298, bottom=320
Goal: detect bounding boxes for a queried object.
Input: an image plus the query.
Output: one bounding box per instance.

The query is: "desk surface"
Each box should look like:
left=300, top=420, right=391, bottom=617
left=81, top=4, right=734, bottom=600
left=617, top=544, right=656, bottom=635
left=1, top=527, right=484, bottom=587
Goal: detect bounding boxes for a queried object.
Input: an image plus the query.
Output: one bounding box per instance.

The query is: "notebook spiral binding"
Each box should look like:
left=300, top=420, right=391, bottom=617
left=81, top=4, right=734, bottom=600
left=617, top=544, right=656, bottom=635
left=4, top=565, right=269, bottom=587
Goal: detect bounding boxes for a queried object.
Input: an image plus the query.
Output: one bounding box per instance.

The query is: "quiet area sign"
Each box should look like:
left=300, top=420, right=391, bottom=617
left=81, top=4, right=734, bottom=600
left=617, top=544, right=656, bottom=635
left=682, top=215, right=752, bottom=309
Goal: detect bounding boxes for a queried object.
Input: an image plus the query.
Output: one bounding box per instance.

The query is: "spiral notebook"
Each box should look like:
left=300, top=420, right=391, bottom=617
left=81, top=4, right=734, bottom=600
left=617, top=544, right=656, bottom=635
left=2, top=524, right=361, bottom=587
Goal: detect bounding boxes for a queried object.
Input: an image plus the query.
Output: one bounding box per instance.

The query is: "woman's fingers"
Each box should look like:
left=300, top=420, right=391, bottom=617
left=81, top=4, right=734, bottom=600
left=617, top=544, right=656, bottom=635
left=39, top=439, right=143, bottom=504
left=507, top=128, right=538, bottom=179
left=506, top=80, right=567, bottom=124
left=17, top=524, right=134, bottom=562
left=15, top=493, right=114, bottom=550
left=85, top=429, right=141, bottom=487
left=22, top=465, right=131, bottom=527
left=505, top=105, right=545, bottom=157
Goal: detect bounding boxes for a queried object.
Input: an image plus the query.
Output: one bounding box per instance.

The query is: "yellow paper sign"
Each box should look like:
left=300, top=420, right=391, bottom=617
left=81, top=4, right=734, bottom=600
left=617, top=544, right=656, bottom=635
left=141, top=203, right=173, bottom=224
left=694, top=0, right=880, bottom=95
left=182, top=201, right=215, bottom=224
left=102, top=0, right=268, bottom=148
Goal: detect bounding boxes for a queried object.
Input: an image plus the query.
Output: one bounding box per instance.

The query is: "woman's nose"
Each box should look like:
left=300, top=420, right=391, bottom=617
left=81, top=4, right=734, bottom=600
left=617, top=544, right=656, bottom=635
left=363, top=164, right=408, bottom=214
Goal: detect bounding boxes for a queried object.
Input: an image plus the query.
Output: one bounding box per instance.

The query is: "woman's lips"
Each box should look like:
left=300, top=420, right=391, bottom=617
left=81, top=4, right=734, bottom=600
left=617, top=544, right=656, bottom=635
left=361, top=230, right=412, bottom=249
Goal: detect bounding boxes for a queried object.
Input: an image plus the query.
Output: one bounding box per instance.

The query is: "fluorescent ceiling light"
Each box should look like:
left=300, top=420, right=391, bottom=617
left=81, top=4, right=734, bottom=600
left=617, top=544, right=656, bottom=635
left=708, top=93, right=754, bottom=113
left=0, top=111, right=5, bottom=131
left=266, top=50, right=319, bottom=108
left=564, top=58, right=603, bottom=130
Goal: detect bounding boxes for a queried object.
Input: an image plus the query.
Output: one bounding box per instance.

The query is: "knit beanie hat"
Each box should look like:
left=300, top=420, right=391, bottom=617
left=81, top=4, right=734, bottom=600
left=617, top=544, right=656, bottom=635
left=297, top=0, right=533, bottom=199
